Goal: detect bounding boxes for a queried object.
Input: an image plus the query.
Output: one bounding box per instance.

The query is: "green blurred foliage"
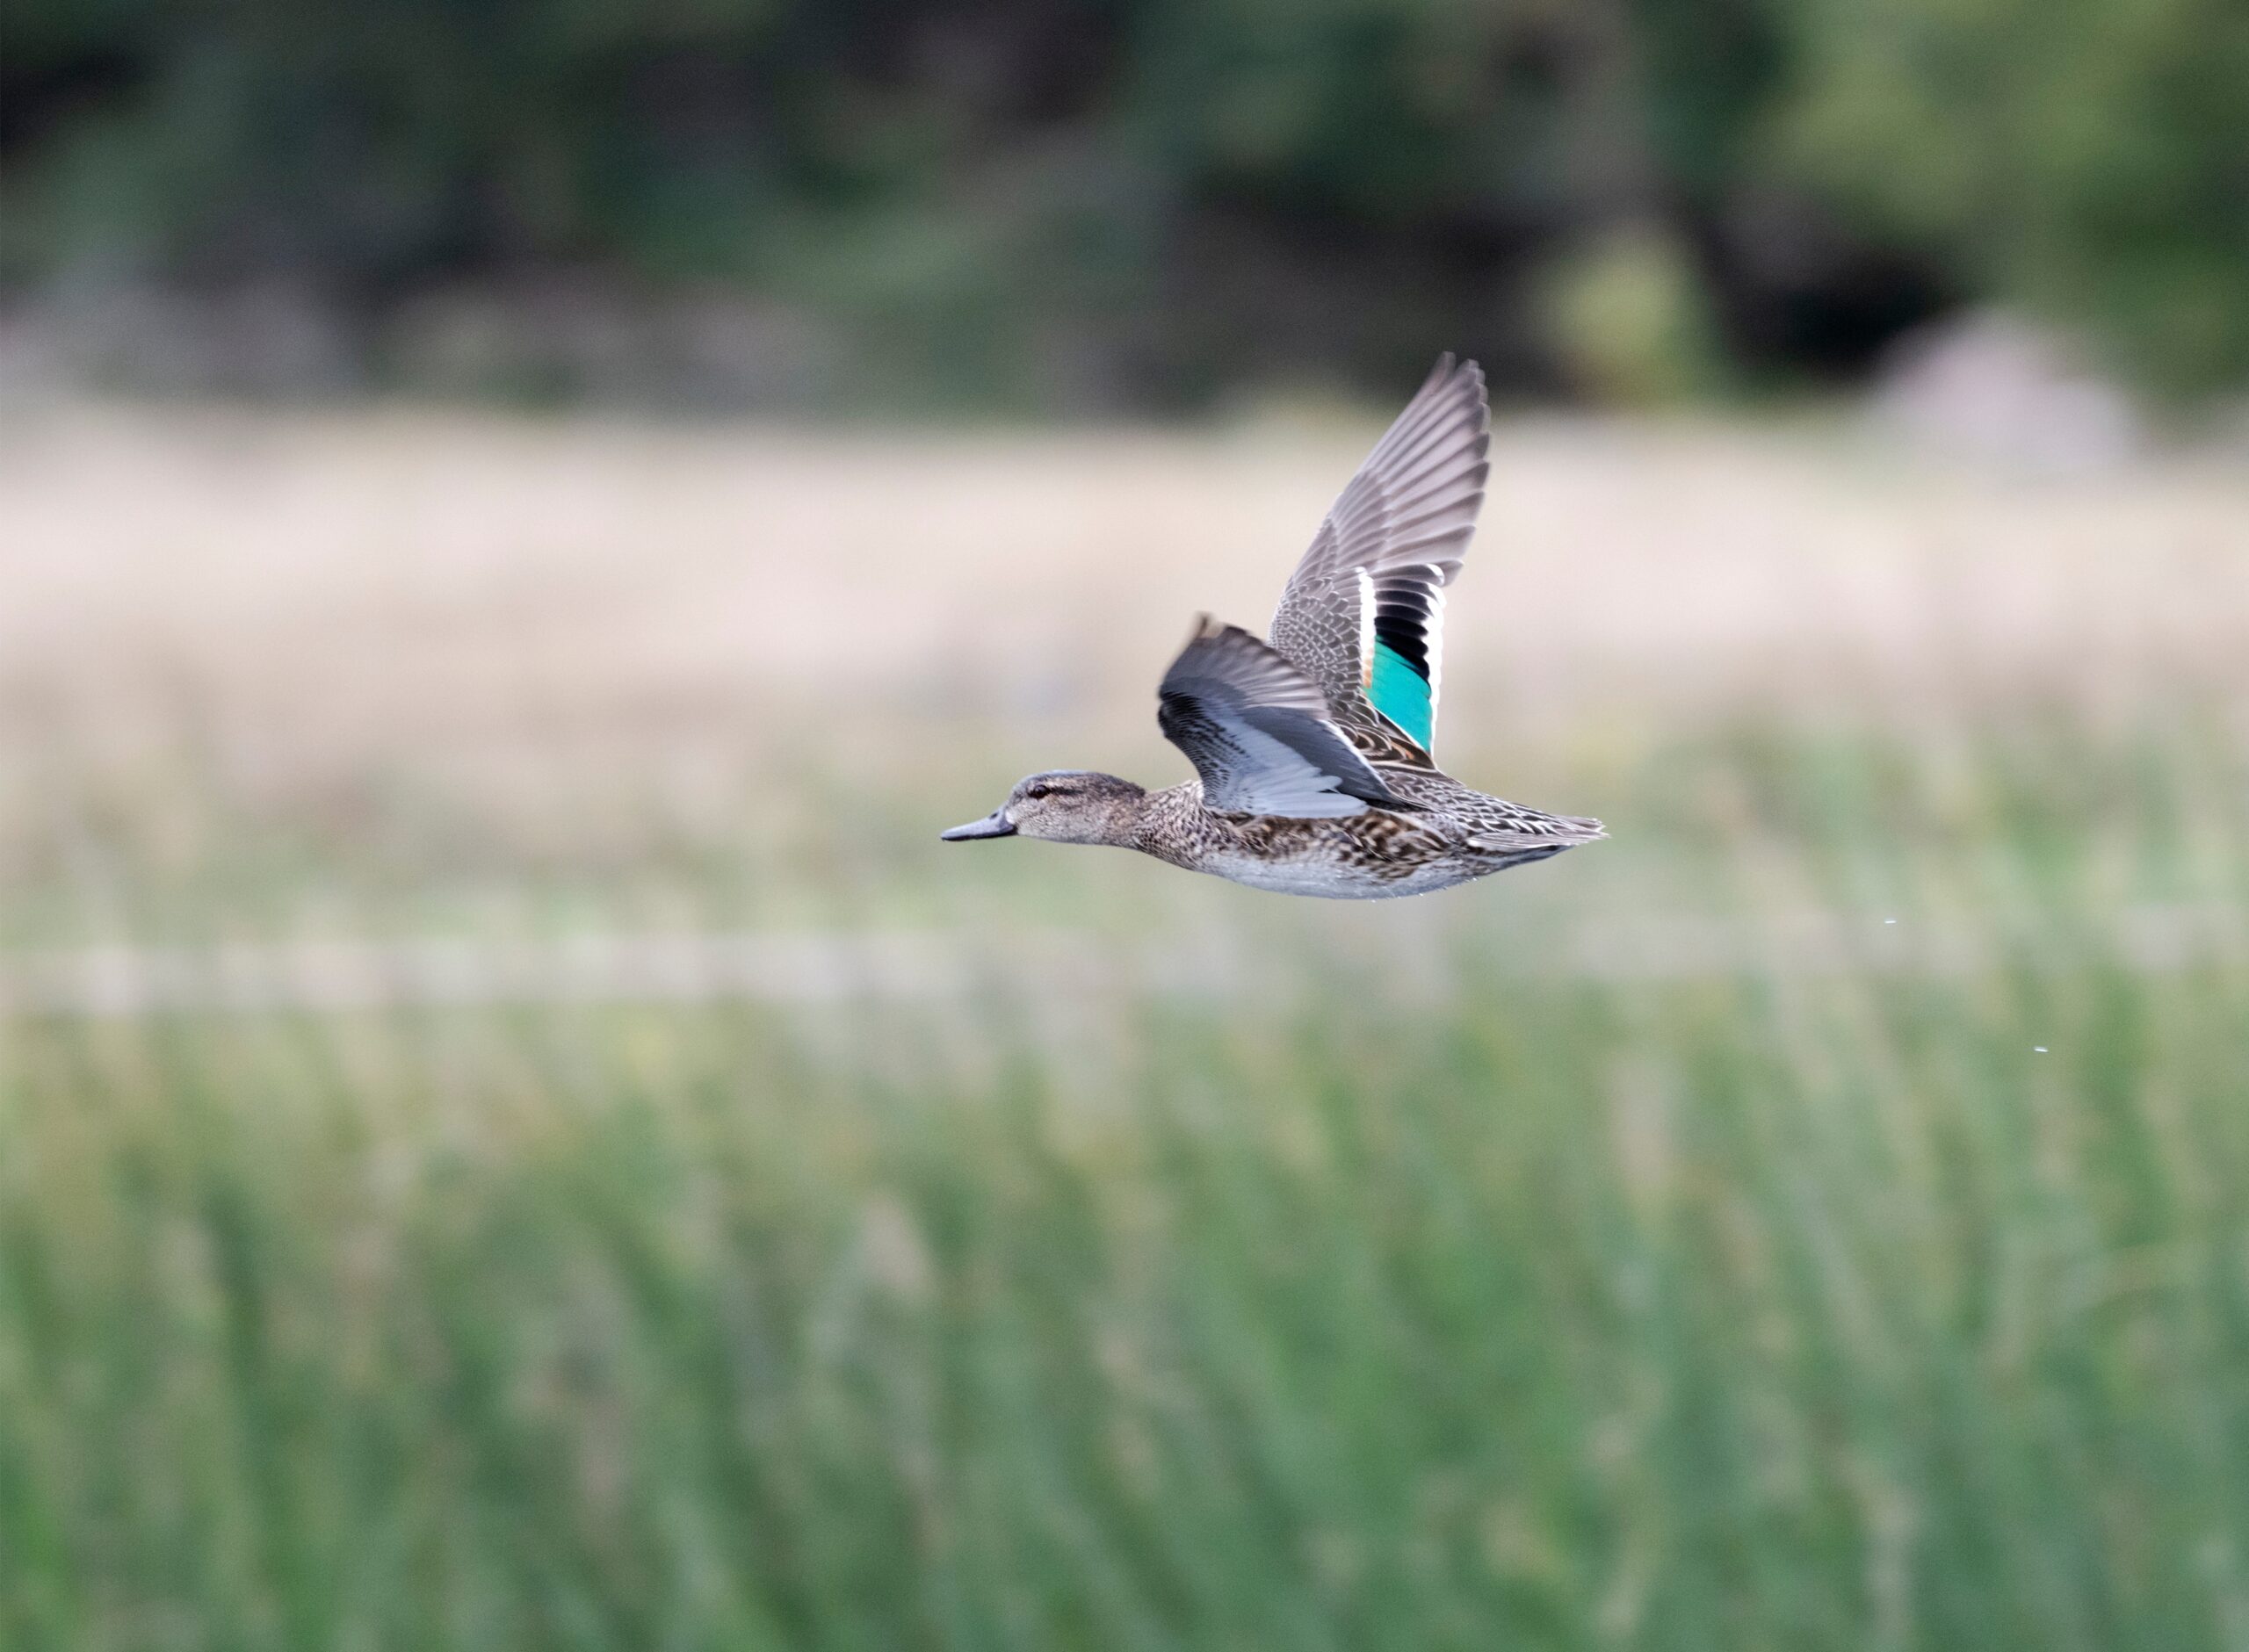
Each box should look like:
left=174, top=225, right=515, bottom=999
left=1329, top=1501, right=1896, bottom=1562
left=1767, top=0, right=2249, bottom=397
left=1, top=0, right=2242, bottom=401
left=5, top=719, right=2249, bottom=1647
left=1537, top=226, right=1728, bottom=407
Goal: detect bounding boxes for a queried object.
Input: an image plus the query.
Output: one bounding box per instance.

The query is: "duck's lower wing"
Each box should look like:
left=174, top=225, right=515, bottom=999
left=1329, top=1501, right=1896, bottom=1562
left=1156, top=618, right=1407, bottom=819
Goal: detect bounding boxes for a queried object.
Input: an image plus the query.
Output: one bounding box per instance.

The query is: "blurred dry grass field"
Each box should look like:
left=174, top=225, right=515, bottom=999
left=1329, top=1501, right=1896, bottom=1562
left=4, top=404, right=2245, bottom=813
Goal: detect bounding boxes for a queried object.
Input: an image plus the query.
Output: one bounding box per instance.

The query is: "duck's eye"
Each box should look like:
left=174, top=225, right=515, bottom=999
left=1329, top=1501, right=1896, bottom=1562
left=1025, top=784, right=1051, bottom=801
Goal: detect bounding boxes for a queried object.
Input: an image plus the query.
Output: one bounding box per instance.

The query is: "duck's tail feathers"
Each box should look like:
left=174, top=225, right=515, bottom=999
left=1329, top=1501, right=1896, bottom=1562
left=1468, top=814, right=1607, bottom=855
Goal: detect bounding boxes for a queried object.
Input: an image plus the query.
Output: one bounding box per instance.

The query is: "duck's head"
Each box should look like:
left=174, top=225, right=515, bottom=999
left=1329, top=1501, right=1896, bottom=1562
left=941, top=771, right=1146, bottom=847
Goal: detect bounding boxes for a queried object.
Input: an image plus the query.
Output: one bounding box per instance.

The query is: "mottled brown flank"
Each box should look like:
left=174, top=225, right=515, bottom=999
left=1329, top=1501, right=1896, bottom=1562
left=1123, top=756, right=1602, bottom=898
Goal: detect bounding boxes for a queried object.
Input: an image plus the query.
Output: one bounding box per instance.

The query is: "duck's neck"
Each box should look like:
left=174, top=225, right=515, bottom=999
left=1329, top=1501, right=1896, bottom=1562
left=1100, top=788, right=1159, bottom=851
left=1113, top=783, right=1187, bottom=858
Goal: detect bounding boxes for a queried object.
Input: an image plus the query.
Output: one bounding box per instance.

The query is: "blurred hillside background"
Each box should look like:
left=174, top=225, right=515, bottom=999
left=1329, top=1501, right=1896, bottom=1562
left=5, top=0, right=2249, bottom=409
left=5, top=4, right=2249, bottom=1651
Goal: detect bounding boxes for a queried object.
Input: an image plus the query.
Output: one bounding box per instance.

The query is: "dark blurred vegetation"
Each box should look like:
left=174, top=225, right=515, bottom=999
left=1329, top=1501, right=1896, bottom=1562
left=4, top=0, right=2245, bottom=408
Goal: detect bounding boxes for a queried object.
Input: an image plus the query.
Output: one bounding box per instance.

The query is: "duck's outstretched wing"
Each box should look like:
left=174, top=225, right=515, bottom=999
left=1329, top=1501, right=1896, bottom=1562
left=1269, top=354, right=1489, bottom=758
left=1158, top=618, right=1407, bottom=818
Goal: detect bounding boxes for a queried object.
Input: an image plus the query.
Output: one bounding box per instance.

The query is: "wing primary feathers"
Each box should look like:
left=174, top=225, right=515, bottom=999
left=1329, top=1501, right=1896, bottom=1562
left=1268, top=355, right=1490, bottom=752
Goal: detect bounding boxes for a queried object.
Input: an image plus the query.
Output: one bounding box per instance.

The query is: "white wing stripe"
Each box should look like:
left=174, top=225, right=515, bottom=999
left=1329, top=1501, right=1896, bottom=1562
left=1356, top=567, right=1376, bottom=687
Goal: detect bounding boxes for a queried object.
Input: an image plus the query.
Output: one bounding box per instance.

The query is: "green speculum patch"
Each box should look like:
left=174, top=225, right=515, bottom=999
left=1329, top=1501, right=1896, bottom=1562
left=1369, top=638, right=1434, bottom=749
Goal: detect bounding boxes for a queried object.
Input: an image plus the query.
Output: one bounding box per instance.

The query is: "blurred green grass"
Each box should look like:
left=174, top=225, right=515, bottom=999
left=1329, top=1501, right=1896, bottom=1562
left=5, top=717, right=2248, bottom=1651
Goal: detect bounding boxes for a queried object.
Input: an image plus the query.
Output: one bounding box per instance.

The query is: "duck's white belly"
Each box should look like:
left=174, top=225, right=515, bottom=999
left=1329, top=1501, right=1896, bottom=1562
left=1191, top=848, right=1481, bottom=900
